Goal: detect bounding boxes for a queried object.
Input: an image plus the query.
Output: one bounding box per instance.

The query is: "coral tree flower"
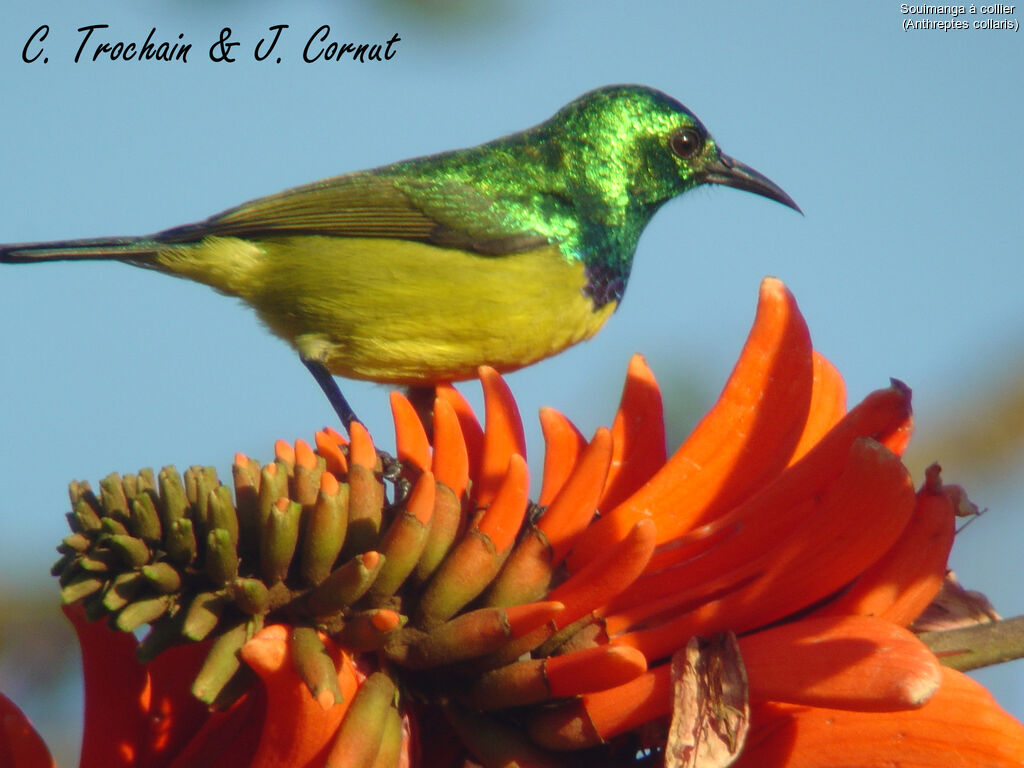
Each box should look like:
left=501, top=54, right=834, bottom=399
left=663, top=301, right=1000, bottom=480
left=7, top=277, right=1023, bottom=767
left=522, top=279, right=1024, bottom=765
left=0, top=692, right=54, bottom=768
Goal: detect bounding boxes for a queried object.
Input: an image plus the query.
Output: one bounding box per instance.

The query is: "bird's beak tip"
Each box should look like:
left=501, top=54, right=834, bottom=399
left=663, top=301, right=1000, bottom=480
left=703, top=152, right=801, bottom=215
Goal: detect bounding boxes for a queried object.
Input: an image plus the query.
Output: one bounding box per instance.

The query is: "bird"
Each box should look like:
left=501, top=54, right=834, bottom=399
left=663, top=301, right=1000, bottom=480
left=1, top=84, right=799, bottom=428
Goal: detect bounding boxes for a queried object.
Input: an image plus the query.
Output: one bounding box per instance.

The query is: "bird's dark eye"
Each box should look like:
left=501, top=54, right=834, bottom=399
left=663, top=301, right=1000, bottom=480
left=669, top=128, right=703, bottom=159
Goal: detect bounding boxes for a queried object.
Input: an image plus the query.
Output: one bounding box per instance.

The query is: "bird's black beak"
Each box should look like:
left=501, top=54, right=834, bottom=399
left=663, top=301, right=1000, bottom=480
left=701, top=152, right=802, bottom=214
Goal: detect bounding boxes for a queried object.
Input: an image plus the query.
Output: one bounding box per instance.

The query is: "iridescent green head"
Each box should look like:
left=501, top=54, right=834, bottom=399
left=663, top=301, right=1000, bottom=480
left=531, top=85, right=799, bottom=305
left=548, top=84, right=800, bottom=215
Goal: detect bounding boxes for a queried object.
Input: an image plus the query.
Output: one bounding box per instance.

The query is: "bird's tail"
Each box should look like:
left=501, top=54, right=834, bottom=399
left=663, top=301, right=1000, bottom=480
left=0, top=236, right=160, bottom=265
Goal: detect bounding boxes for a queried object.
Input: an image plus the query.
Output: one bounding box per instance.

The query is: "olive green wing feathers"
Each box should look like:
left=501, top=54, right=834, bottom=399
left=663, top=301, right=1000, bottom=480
left=155, top=172, right=550, bottom=255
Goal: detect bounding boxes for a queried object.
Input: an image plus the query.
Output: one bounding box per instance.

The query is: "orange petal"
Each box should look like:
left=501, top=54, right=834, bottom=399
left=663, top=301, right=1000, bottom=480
left=615, top=439, right=916, bottom=661
left=740, top=615, right=941, bottom=711
left=294, top=439, right=317, bottom=470
left=606, top=469, right=841, bottom=617
left=735, top=668, right=1024, bottom=767
left=320, top=470, right=339, bottom=495
left=476, top=454, right=529, bottom=554
left=0, top=693, right=55, bottom=768
left=65, top=603, right=150, bottom=768
left=237, top=624, right=359, bottom=768
left=530, top=665, right=672, bottom=749
left=599, top=354, right=667, bottom=512
left=568, top=277, right=814, bottom=569
left=315, top=430, right=348, bottom=476
left=66, top=603, right=218, bottom=768
left=322, top=426, right=348, bottom=446
left=816, top=466, right=956, bottom=626
left=139, top=641, right=219, bottom=766
left=546, top=519, right=656, bottom=630
left=435, top=382, right=484, bottom=491
left=348, top=421, right=377, bottom=471
left=506, top=601, right=566, bottom=638
left=471, top=643, right=645, bottom=712
left=537, top=407, right=587, bottom=507
left=607, top=384, right=913, bottom=615
left=390, top=391, right=431, bottom=474
left=362, top=551, right=381, bottom=570
left=370, top=610, right=402, bottom=633
left=789, top=351, right=847, bottom=464
left=431, top=396, right=469, bottom=499
left=274, top=439, right=296, bottom=468
left=166, top=690, right=264, bottom=768
left=476, top=367, right=527, bottom=508
left=537, top=427, right=612, bottom=565
left=546, top=645, right=649, bottom=698
left=600, top=563, right=754, bottom=638
left=406, top=470, right=436, bottom=526
left=881, top=387, right=914, bottom=456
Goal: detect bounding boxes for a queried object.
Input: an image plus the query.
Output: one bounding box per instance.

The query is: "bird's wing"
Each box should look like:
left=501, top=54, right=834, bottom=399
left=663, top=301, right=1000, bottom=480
left=155, top=172, right=551, bottom=255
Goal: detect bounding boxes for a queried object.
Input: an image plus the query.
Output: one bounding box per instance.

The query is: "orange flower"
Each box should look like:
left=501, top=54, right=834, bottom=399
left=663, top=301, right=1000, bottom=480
left=0, top=692, right=54, bottom=768
left=62, top=603, right=385, bottom=768
left=514, top=279, right=1024, bottom=765
left=734, top=667, right=1024, bottom=767
left=11, top=277, right=1023, bottom=767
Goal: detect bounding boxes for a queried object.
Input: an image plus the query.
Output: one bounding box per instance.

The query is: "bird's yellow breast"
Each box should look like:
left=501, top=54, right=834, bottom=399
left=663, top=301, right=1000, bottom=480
left=156, top=236, right=615, bottom=384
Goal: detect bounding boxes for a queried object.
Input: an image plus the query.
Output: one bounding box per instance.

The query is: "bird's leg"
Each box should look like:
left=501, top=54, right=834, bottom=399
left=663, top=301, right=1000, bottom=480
left=302, top=357, right=360, bottom=433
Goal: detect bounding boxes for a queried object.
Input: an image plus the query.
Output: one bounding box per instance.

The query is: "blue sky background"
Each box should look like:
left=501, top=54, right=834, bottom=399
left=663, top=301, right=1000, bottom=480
left=2, top=0, right=1022, bottom=758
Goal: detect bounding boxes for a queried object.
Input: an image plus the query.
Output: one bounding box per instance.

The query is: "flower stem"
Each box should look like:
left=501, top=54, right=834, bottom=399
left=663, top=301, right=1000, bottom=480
left=921, top=615, right=1024, bottom=671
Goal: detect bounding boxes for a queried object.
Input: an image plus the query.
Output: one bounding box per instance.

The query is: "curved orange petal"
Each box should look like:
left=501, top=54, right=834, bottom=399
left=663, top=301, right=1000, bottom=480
left=599, top=354, right=666, bottom=512
left=817, top=466, right=955, bottom=626
left=614, top=439, right=916, bottom=661
left=537, top=407, right=587, bottom=507
left=740, top=616, right=941, bottom=711
left=236, top=624, right=359, bottom=768
left=476, top=367, right=527, bottom=508
left=529, top=664, right=671, bottom=749
left=390, top=391, right=431, bottom=474
left=431, top=396, right=469, bottom=499
left=348, top=422, right=377, bottom=471
left=882, top=392, right=914, bottom=456
left=405, top=471, right=436, bottom=526
left=294, top=439, right=317, bottom=470
left=139, top=641, right=218, bottom=767
left=537, top=427, right=612, bottom=566
left=600, top=564, right=753, bottom=637
left=476, top=454, right=529, bottom=554
left=471, top=646, right=646, bottom=711
left=322, top=426, right=348, bottom=446
left=435, top=383, right=484, bottom=491
left=65, top=604, right=149, bottom=768
left=545, top=519, right=656, bottom=630
left=68, top=607, right=213, bottom=768
left=274, top=439, right=295, bottom=468
left=736, top=668, right=1024, bottom=767
left=167, top=689, right=264, bottom=768
left=0, top=693, right=54, bottom=768
left=568, top=277, right=814, bottom=570
left=607, top=384, right=913, bottom=613
left=546, top=645, right=648, bottom=698
left=314, top=430, right=348, bottom=475
left=788, top=351, right=847, bottom=464
left=320, top=470, right=339, bottom=496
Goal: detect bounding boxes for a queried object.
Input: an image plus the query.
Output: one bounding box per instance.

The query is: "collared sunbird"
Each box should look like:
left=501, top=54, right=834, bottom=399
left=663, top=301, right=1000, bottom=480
left=1, top=85, right=799, bottom=427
